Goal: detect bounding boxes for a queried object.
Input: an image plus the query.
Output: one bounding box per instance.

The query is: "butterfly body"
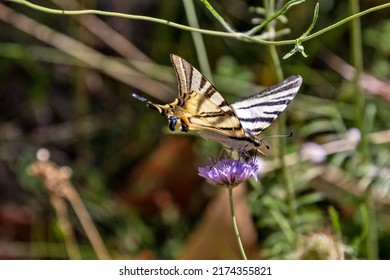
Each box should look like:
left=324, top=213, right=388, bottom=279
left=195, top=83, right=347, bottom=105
left=132, top=54, right=302, bottom=152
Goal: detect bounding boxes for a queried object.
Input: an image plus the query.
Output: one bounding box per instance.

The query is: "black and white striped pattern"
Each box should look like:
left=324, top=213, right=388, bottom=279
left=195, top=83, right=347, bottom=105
left=232, top=76, right=302, bottom=136
left=134, top=54, right=302, bottom=152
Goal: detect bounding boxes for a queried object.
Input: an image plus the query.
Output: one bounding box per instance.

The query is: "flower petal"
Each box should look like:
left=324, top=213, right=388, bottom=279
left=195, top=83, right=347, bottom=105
left=198, top=157, right=260, bottom=187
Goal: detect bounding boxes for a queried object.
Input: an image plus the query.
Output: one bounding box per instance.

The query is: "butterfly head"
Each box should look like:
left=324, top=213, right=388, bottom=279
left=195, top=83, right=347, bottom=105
left=251, top=131, right=293, bottom=155
left=132, top=93, right=190, bottom=132
left=253, top=140, right=269, bottom=156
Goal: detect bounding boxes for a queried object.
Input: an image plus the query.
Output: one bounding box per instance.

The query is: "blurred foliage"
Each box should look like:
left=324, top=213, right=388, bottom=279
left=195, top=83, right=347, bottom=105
left=0, top=0, right=390, bottom=260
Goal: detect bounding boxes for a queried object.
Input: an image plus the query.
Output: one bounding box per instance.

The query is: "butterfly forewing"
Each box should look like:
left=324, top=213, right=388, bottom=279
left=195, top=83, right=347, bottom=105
left=170, top=54, right=245, bottom=137
left=170, top=54, right=234, bottom=114
left=231, top=76, right=302, bottom=136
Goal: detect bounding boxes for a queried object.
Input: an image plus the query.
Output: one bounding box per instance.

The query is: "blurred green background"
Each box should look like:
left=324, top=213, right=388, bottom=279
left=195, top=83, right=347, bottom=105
left=0, top=0, right=390, bottom=259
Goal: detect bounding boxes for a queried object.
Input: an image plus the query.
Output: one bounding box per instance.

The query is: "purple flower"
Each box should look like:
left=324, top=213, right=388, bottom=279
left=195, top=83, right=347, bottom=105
left=198, top=157, right=259, bottom=188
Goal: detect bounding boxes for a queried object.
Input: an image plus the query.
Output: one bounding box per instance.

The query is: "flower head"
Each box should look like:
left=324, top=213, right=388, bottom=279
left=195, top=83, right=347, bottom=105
left=198, top=157, right=259, bottom=188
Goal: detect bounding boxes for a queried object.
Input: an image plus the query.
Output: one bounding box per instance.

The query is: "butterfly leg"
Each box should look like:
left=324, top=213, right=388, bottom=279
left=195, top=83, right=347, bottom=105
left=238, top=149, right=252, bottom=160
left=179, top=116, right=190, bottom=132
left=217, top=147, right=229, bottom=159
left=168, top=116, right=178, bottom=131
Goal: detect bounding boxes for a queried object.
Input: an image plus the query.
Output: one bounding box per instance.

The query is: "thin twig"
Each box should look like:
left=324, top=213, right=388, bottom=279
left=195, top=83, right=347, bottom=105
left=28, top=150, right=111, bottom=260
left=5, top=0, right=390, bottom=47
left=246, top=0, right=305, bottom=36
left=62, top=180, right=111, bottom=260
left=49, top=195, right=81, bottom=260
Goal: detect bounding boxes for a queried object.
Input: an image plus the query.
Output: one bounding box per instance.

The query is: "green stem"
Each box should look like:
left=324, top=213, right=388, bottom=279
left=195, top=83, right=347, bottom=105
left=363, top=188, right=378, bottom=259
left=268, top=44, right=284, bottom=81
left=5, top=0, right=390, bottom=46
left=200, top=0, right=235, bottom=33
left=5, top=0, right=234, bottom=38
left=264, top=0, right=299, bottom=243
left=228, top=187, right=247, bottom=260
left=246, top=0, right=305, bottom=36
left=283, top=2, right=319, bottom=59
left=304, top=2, right=390, bottom=42
left=349, top=0, right=368, bottom=161
left=183, top=0, right=213, bottom=82
left=349, top=0, right=377, bottom=260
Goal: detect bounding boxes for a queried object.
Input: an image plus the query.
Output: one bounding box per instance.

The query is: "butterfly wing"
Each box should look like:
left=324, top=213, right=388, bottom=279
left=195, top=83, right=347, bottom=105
left=170, top=54, right=245, bottom=138
left=231, top=75, right=302, bottom=136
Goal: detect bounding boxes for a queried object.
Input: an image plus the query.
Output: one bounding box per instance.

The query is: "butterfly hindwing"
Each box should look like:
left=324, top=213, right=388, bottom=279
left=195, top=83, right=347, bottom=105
left=231, top=76, right=302, bottom=137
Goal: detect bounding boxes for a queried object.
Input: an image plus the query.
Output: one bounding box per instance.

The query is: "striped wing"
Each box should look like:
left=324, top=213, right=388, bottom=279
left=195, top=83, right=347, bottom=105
left=231, top=76, right=302, bottom=137
left=170, top=54, right=245, bottom=138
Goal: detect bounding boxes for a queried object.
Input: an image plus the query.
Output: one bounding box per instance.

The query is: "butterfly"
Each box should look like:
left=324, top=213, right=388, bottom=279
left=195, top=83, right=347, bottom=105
left=132, top=54, right=302, bottom=152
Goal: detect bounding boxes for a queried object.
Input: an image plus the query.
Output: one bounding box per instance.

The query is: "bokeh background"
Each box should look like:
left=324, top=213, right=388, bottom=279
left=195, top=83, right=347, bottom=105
left=1, top=0, right=390, bottom=259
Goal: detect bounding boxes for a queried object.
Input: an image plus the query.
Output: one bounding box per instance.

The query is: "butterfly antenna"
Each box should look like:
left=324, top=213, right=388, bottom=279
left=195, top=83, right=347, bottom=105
left=132, top=93, right=149, bottom=104
left=256, top=131, right=294, bottom=153
left=131, top=93, right=161, bottom=111
left=260, top=131, right=293, bottom=142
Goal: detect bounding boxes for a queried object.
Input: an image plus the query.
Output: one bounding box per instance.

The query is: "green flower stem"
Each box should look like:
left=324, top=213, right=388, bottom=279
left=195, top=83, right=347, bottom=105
left=228, top=187, right=247, bottom=260
left=5, top=0, right=390, bottom=47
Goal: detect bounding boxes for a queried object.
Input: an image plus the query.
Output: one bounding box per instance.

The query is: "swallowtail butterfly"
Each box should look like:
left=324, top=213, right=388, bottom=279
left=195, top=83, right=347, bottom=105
left=133, top=54, right=302, bottom=152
